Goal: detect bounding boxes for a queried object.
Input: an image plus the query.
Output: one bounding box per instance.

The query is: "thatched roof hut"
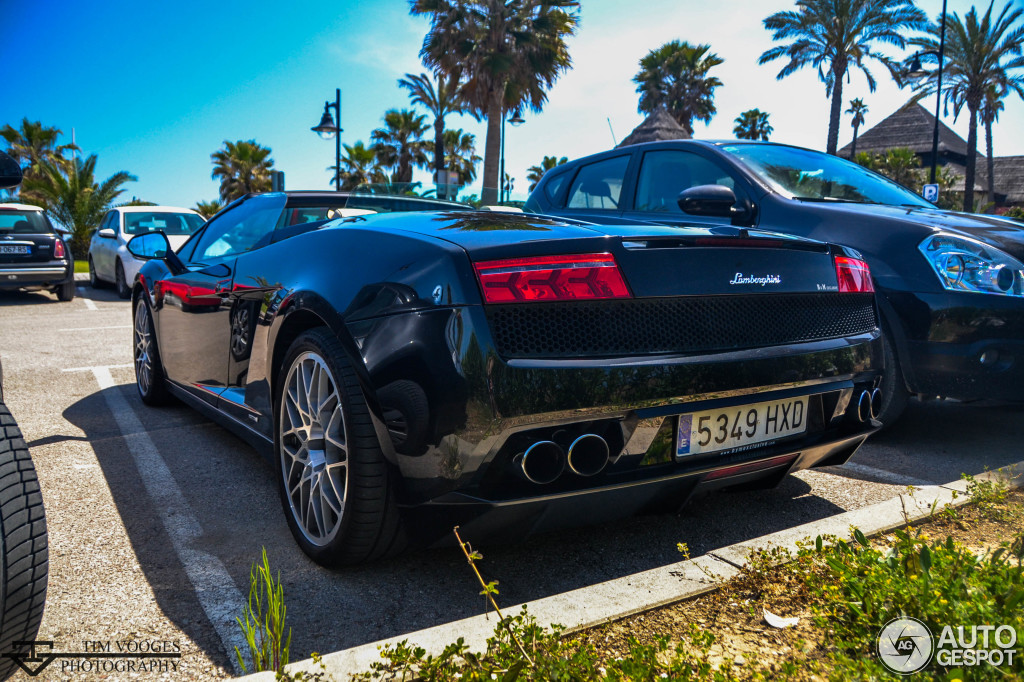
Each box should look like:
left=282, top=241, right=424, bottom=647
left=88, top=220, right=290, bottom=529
left=617, top=108, right=691, bottom=148
left=839, top=101, right=970, bottom=160
left=976, top=157, right=1024, bottom=205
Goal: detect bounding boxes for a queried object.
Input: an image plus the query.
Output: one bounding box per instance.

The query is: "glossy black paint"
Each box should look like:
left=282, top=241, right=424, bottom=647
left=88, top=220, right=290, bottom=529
left=526, top=140, right=1024, bottom=402
left=135, top=191, right=883, bottom=548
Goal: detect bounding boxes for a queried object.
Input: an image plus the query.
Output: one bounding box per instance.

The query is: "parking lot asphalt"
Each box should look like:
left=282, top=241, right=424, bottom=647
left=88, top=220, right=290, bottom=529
left=1, top=284, right=1021, bottom=680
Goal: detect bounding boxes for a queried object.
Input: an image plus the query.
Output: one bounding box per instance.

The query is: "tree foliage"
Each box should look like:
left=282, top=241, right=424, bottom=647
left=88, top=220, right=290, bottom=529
left=634, top=41, right=724, bottom=135
left=732, top=109, right=773, bottom=141
left=443, top=128, right=481, bottom=187
left=845, top=98, right=869, bottom=158
left=1, top=118, right=78, bottom=200
left=910, top=1, right=1024, bottom=212
left=211, top=140, right=274, bottom=203
left=398, top=72, right=465, bottom=175
left=332, top=141, right=388, bottom=191
left=194, top=199, right=223, bottom=219
left=21, top=154, right=135, bottom=258
left=411, top=0, right=579, bottom=203
left=759, top=0, right=926, bottom=155
left=371, top=109, right=430, bottom=184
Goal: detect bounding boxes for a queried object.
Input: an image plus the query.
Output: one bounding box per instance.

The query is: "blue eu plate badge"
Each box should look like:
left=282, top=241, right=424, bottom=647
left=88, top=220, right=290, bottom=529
left=676, top=414, right=692, bottom=456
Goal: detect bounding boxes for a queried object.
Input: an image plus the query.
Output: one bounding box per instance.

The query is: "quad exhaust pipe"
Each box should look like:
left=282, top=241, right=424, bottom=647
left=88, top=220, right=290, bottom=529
left=514, top=434, right=611, bottom=484
left=855, top=388, right=883, bottom=423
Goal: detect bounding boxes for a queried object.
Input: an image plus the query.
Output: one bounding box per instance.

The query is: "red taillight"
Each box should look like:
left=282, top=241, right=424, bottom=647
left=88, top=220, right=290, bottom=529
left=834, top=256, right=874, bottom=293
left=473, top=253, right=632, bottom=304
left=53, top=239, right=66, bottom=259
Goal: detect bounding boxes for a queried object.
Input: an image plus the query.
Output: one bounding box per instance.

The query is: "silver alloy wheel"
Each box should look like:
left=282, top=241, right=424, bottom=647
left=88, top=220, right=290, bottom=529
left=134, top=301, right=153, bottom=396
left=280, top=351, right=348, bottom=546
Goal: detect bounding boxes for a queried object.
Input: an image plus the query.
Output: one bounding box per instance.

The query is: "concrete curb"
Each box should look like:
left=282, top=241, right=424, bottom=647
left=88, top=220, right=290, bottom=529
left=239, top=462, right=1022, bottom=681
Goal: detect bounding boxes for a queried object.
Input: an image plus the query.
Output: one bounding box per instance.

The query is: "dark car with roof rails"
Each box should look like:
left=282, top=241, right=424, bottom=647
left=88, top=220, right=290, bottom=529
left=526, top=139, right=1024, bottom=426
left=126, top=189, right=882, bottom=566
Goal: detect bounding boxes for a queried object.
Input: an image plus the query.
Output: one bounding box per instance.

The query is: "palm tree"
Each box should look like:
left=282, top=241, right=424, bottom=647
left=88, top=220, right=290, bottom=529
left=759, top=0, right=927, bottom=155
left=980, top=85, right=1006, bottom=208
left=331, top=141, right=389, bottom=191
left=846, top=98, right=869, bottom=158
left=633, top=41, right=724, bottom=135
left=412, top=0, right=580, bottom=204
left=194, top=199, right=223, bottom=219
left=371, top=109, right=430, bottom=184
left=210, top=140, right=273, bottom=203
left=875, top=147, right=922, bottom=190
left=442, top=129, right=481, bottom=187
left=21, top=154, right=135, bottom=258
left=526, top=155, right=567, bottom=191
left=1, top=119, right=78, bottom=197
left=912, top=2, right=1024, bottom=212
left=732, top=109, right=773, bottom=141
left=398, top=72, right=465, bottom=182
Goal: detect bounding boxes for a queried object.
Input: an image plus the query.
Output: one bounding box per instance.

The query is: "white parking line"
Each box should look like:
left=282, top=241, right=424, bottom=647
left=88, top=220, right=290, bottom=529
left=76, top=287, right=98, bottom=310
left=63, top=363, right=132, bottom=373
left=838, top=461, right=932, bottom=487
left=58, top=325, right=132, bottom=332
left=91, top=366, right=246, bottom=673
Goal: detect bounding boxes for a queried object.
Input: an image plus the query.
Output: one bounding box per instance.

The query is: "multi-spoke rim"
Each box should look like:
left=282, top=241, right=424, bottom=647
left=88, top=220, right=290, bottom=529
left=231, top=307, right=250, bottom=357
left=134, top=301, right=153, bottom=395
left=280, top=351, right=348, bottom=546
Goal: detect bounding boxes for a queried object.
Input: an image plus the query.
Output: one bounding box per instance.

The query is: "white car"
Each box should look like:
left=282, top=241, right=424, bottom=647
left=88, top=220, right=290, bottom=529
left=88, top=206, right=205, bottom=298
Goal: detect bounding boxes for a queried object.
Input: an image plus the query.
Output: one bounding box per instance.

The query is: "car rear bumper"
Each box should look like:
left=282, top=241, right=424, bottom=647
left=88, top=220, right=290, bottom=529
left=888, top=290, right=1024, bottom=401
left=403, top=429, right=872, bottom=547
left=0, top=264, right=72, bottom=288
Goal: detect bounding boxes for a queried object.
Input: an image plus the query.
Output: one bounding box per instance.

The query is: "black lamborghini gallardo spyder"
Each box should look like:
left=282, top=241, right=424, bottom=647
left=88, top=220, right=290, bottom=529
left=128, top=191, right=882, bottom=565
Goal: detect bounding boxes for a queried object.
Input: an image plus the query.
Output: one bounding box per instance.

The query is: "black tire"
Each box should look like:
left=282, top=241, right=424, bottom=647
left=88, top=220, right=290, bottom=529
left=133, top=298, right=171, bottom=405
left=88, top=257, right=107, bottom=289
left=55, top=280, right=75, bottom=302
left=115, top=260, right=131, bottom=299
left=876, top=327, right=909, bottom=428
left=0, top=403, right=48, bottom=682
left=275, top=328, right=404, bottom=566
left=378, top=380, right=430, bottom=456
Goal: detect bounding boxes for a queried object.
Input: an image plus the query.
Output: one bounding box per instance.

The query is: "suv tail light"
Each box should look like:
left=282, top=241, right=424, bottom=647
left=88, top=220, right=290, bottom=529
left=473, top=253, right=632, bottom=304
left=54, top=239, right=66, bottom=259
left=834, top=256, right=873, bottom=293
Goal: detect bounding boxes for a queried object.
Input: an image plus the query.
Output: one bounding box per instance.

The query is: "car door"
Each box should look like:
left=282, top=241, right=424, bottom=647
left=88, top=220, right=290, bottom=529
left=620, top=149, right=749, bottom=228
left=154, top=193, right=286, bottom=407
left=93, top=212, right=117, bottom=278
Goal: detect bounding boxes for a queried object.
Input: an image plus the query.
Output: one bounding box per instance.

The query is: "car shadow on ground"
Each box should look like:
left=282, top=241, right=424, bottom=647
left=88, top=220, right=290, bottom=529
left=0, top=290, right=63, bottom=306
left=59, top=384, right=862, bottom=662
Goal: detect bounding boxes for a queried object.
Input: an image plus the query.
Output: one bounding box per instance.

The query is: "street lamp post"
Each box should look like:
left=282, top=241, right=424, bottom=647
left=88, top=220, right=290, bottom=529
left=311, top=88, right=343, bottom=191
left=908, top=0, right=948, bottom=185
left=499, top=108, right=525, bottom=203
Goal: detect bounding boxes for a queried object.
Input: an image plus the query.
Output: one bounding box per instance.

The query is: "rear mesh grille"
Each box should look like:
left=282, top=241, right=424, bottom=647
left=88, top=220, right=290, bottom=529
left=485, top=293, right=876, bottom=359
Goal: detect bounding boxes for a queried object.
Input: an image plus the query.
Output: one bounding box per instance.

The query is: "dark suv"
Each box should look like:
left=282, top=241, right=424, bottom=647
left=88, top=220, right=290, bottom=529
left=526, top=140, right=1024, bottom=425
left=0, top=203, right=75, bottom=301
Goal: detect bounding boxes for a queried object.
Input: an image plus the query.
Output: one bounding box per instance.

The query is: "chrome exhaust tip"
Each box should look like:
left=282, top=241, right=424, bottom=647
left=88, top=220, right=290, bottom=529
left=514, top=441, right=565, bottom=484
left=566, top=434, right=610, bottom=477
left=870, top=388, right=883, bottom=421
left=856, top=390, right=872, bottom=423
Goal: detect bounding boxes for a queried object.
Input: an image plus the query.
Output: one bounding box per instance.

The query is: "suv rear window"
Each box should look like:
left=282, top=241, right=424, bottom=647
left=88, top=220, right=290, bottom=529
left=0, top=209, right=51, bottom=235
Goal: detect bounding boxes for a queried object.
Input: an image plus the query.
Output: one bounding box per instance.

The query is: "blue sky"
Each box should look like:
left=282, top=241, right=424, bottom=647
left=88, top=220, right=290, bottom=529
left=2, top=0, right=1022, bottom=208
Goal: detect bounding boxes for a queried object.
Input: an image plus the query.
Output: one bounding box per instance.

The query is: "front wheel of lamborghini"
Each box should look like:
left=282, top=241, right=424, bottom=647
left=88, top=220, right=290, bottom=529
left=275, top=328, right=403, bottom=566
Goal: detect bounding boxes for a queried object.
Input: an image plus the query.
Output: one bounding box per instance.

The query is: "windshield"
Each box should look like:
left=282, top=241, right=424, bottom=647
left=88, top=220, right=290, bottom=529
left=124, top=211, right=205, bottom=236
left=0, top=209, right=51, bottom=234
left=720, top=143, right=932, bottom=208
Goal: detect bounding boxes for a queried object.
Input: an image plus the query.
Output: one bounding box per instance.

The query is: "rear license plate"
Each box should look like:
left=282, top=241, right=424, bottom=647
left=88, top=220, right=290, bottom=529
left=0, top=245, right=29, bottom=255
left=676, top=396, right=809, bottom=458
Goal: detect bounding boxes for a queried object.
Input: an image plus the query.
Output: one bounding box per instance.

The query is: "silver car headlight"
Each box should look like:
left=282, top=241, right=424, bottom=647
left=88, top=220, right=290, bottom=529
left=918, top=233, right=1024, bottom=297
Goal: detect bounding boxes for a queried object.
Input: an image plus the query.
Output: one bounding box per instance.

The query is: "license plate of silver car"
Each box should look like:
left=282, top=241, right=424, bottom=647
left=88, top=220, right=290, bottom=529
left=676, top=396, right=809, bottom=458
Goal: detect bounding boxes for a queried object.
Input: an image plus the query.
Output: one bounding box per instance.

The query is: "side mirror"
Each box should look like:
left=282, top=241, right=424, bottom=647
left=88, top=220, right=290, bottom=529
left=0, top=151, right=22, bottom=189
left=678, top=184, right=755, bottom=226
left=127, top=231, right=186, bottom=275
left=99, top=228, right=117, bottom=239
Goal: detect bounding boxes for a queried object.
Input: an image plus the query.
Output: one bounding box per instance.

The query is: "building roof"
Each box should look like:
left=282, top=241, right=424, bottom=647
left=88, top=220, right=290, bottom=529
left=839, top=101, right=971, bottom=159
left=976, top=156, right=1024, bottom=204
left=617, top=108, right=691, bottom=148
